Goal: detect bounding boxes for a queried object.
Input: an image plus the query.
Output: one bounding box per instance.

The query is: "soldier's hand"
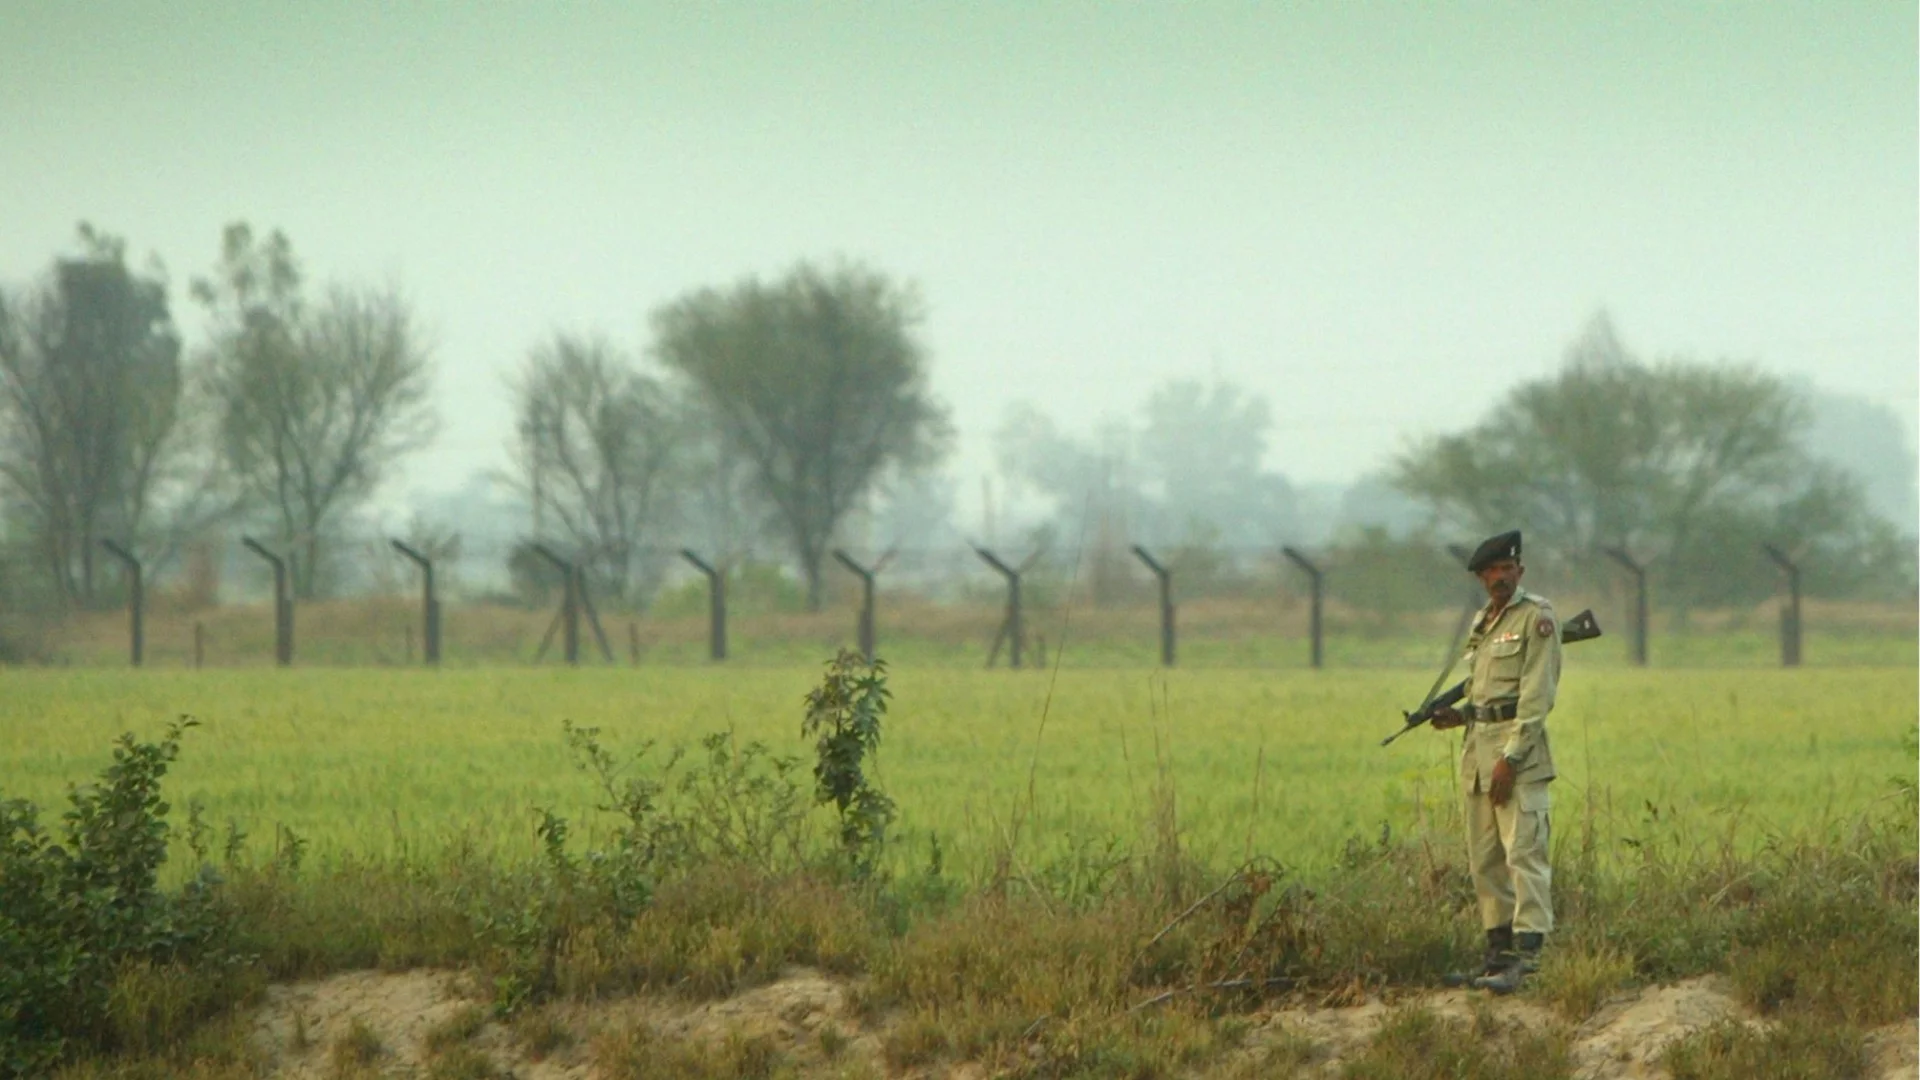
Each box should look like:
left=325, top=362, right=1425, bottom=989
left=1429, top=704, right=1465, bottom=730
left=1489, top=757, right=1516, bottom=807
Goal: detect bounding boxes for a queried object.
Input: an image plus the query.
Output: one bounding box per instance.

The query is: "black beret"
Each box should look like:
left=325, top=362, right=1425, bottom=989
left=1466, top=530, right=1522, bottom=573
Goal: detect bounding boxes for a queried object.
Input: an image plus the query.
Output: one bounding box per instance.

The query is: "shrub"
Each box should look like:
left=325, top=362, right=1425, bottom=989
left=803, top=649, right=897, bottom=877
left=0, top=719, right=247, bottom=1077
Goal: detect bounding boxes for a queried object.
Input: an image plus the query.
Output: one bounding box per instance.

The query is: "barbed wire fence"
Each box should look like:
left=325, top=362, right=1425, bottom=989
left=26, top=524, right=1913, bottom=671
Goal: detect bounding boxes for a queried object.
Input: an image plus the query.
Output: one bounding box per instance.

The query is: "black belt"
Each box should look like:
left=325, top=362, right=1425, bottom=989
left=1469, top=702, right=1518, bottom=721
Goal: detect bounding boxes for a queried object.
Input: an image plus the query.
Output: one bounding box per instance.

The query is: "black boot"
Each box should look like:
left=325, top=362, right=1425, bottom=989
left=1475, top=931, right=1543, bottom=994
left=1443, top=926, right=1513, bottom=987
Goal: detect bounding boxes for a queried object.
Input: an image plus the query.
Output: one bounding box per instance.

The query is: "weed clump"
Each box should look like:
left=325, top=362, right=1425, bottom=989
left=327, top=1017, right=384, bottom=1075
left=1338, top=1006, right=1572, bottom=1080
left=1660, top=1016, right=1871, bottom=1080
left=592, top=1022, right=789, bottom=1079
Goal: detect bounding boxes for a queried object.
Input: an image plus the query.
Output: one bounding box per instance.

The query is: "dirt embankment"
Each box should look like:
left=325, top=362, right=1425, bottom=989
left=250, top=967, right=1918, bottom=1079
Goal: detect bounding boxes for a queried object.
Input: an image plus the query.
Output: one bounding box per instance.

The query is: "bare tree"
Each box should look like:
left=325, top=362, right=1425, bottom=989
left=0, top=226, right=190, bottom=607
left=652, top=261, right=951, bottom=610
left=194, top=223, right=436, bottom=598
left=510, top=333, right=679, bottom=602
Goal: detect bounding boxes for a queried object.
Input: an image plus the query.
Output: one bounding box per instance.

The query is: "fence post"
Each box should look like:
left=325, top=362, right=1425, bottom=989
left=680, top=550, right=726, bottom=661
left=388, top=539, right=440, bottom=665
left=1761, top=543, right=1802, bottom=668
left=530, top=545, right=579, bottom=665
left=833, top=549, right=892, bottom=662
left=194, top=621, right=204, bottom=668
left=241, top=537, right=293, bottom=666
left=628, top=620, right=640, bottom=667
left=572, top=567, right=616, bottom=662
left=973, top=546, right=1029, bottom=669
left=1131, top=545, right=1175, bottom=667
left=1281, top=546, right=1325, bottom=669
left=1603, top=546, right=1649, bottom=667
left=98, top=539, right=143, bottom=667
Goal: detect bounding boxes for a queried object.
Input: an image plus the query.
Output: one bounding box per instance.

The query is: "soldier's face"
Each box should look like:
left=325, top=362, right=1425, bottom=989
left=1477, top=559, right=1522, bottom=604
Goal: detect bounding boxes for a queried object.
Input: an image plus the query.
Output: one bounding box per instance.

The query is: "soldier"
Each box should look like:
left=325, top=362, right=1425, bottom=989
left=1431, top=529, right=1561, bottom=994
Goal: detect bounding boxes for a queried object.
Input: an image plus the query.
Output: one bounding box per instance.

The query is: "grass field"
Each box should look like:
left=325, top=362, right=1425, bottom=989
left=5, top=655, right=1914, bottom=1079
left=3, top=662, right=1911, bottom=879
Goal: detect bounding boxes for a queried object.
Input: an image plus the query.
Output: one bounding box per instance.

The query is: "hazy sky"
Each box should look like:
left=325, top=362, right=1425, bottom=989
left=3, top=3, right=1915, bottom=516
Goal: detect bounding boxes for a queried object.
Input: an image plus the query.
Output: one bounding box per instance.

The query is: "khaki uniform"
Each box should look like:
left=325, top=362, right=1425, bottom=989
left=1458, top=586, right=1561, bottom=935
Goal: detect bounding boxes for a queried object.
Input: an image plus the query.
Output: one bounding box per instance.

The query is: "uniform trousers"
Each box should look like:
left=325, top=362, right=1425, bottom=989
left=1464, top=780, right=1553, bottom=934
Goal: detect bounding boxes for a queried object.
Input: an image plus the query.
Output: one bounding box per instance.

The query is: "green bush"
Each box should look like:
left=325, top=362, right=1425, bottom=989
left=803, top=649, right=897, bottom=877
left=0, top=719, right=247, bottom=1077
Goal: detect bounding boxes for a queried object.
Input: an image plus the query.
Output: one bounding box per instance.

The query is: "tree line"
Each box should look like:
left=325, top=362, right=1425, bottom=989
left=0, top=224, right=949, bottom=613
left=992, top=314, right=1913, bottom=614
left=2, top=225, right=1909, bottom=621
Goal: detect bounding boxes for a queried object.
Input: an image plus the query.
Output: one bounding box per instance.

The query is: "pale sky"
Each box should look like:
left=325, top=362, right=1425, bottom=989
left=3, top=3, right=1914, bottom=517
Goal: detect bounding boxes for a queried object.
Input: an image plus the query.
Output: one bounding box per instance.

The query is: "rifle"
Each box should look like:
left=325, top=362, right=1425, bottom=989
left=1380, top=608, right=1602, bottom=747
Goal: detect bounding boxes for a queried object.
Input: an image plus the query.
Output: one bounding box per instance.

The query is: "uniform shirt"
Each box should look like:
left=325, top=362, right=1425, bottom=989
left=1459, top=586, right=1561, bottom=790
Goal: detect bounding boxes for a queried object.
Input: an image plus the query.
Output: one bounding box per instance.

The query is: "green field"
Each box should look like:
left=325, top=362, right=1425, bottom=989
left=4, top=663, right=1911, bottom=878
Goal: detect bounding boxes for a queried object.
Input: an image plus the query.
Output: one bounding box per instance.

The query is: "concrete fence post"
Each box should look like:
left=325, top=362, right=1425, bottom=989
left=389, top=539, right=440, bottom=665
left=679, top=550, right=726, bottom=661
left=530, top=545, right=579, bottom=665
left=1603, top=546, right=1649, bottom=667
left=1761, top=543, right=1802, bottom=667
left=98, top=539, right=143, bottom=667
left=832, top=549, right=891, bottom=662
left=241, top=537, right=293, bottom=666
left=1131, top=545, right=1175, bottom=667
left=1281, top=546, right=1325, bottom=669
left=973, top=546, right=1027, bottom=669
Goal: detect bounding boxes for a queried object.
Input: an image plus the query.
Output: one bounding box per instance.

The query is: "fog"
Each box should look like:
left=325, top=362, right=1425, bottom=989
left=3, top=3, right=1914, bottom=527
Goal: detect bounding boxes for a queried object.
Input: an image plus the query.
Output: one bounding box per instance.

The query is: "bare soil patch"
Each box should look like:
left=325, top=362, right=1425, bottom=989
left=246, top=967, right=1916, bottom=1078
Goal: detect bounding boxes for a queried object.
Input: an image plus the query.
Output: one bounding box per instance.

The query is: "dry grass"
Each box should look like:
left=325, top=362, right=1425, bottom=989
left=422, top=1003, right=490, bottom=1053
left=592, top=1022, right=793, bottom=1080
left=1531, top=943, right=1636, bottom=1021
left=1661, top=1017, right=1873, bottom=1080
left=1336, top=1005, right=1574, bottom=1080
left=326, top=1017, right=384, bottom=1077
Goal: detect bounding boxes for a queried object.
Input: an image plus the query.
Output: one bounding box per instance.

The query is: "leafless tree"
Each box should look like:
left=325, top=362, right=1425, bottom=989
left=510, top=333, right=679, bottom=602
left=194, top=223, right=436, bottom=598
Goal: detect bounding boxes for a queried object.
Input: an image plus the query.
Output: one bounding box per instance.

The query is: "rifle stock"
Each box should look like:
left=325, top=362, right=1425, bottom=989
left=1381, top=608, right=1601, bottom=747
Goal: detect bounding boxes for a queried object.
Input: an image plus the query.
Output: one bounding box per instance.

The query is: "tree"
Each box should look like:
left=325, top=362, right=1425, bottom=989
left=1325, top=526, right=1462, bottom=631
left=1797, top=382, right=1918, bottom=532
left=872, top=466, right=957, bottom=554
left=194, top=223, right=436, bottom=598
left=1135, top=378, right=1297, bottom=548
left=651, top=261, right=951, bottom=610
left=510, top=333, right=679, bottom=602
left=994, top=377, right=1299, bottom=600
left=1391, top=313, right=1897, bottom=607
left=995, top=403, right=1139, bottom=601
left=674, top=391, right=774, bottom=561
left=0, top=226, right=188, bottom=607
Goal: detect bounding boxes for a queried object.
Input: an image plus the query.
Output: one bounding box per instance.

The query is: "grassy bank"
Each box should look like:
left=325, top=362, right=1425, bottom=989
left=18, top=732, right=1919, bottom=1079
left=4, top=652, right=1915, bottom=1078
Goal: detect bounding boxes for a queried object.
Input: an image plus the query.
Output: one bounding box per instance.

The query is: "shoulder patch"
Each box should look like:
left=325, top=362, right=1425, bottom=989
left=1536, top=616, right=1555, bottom=638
